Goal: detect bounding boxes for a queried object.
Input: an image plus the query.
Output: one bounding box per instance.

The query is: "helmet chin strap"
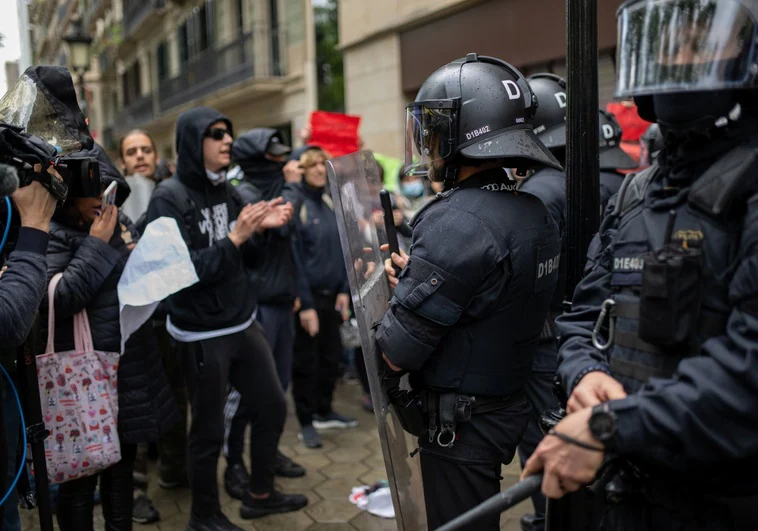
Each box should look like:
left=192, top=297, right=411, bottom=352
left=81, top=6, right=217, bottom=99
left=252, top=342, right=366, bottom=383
left=441, top=166, right=458, bottom=189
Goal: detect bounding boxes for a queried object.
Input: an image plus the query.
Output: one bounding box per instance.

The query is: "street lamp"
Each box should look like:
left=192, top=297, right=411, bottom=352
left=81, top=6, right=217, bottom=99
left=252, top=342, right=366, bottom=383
left=63, top=19, right=93, bottom=119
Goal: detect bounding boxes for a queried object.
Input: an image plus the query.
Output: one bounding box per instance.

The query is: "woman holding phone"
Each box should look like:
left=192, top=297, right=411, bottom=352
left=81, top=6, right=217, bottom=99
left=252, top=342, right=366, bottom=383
left=43, top=144, right=179, bottom=531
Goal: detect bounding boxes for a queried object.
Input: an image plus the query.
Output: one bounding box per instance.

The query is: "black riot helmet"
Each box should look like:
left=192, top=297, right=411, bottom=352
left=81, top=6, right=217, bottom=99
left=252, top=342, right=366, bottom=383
left=616, top=0, right=758, bottom=125
left=405, top=53, right=562, bottom=183
left=640, top=123, right=664, bottom=166
left=527, top=73, right=568, bottom=150
left=598, top=110, right=638, bottom=170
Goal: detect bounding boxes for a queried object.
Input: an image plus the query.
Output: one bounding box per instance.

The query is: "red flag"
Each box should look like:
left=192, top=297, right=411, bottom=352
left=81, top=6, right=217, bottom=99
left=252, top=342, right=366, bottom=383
left=308, top=111, right=361, bottom=157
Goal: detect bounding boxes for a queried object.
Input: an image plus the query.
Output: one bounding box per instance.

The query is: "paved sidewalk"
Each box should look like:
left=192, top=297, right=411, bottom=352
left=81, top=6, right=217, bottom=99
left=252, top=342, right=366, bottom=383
left=23, top=379, right=530, bottom=530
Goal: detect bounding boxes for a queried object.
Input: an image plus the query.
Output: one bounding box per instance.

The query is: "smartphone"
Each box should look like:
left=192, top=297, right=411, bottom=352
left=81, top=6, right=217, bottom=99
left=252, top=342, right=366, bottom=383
left=101, top=181, right=118, bottom=211
left=379, top=189, right=401, bottom=275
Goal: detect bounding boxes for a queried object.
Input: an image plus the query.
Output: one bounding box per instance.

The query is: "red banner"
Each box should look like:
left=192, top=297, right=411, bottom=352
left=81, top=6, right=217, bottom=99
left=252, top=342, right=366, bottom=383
left=308, top=111, right=361, bottom=157
left=605, top=101, right=651, bottom=142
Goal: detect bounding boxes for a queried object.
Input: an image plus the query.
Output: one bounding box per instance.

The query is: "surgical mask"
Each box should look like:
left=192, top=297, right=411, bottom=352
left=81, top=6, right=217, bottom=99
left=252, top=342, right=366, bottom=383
left=401, top=180, right=425, bottom=198
left=206, top=169, right=226, bottom=186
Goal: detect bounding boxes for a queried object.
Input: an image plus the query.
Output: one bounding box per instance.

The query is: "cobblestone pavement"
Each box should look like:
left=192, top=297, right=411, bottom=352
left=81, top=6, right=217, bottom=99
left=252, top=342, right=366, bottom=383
left=23, top=380, right=530, bottom=530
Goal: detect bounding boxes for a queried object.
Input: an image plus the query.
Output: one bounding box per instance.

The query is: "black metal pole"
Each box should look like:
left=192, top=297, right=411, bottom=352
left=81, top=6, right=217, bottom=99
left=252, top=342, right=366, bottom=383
left=565, top=0, right=600, bottom=293
left=544, top=0, right=601, bottom=529
left=18, top=317, right=54, bottom=531
left=78, top=70, right=87, bottom=120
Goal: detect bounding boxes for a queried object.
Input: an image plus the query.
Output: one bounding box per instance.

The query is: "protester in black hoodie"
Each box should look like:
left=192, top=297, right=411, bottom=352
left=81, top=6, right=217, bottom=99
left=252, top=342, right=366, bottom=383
left=221, top=129, right=311, bottom=500
left=45, top=144, right=180, bottom=531
left=145, top=107, right=307, bottom=530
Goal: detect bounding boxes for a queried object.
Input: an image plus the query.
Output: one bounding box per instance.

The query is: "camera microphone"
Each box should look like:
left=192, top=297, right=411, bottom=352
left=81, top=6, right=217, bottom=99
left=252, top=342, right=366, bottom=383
left=0, top=164, right=19, bottom=197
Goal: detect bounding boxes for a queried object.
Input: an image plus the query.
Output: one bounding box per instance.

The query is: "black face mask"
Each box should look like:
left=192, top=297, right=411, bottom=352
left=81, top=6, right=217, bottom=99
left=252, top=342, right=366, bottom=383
left=652, top=90, right=738, bottom=130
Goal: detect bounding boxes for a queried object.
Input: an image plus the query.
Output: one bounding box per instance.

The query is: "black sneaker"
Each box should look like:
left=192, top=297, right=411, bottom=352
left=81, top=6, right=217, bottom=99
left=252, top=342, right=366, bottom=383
left=240, top=489, right=308, bottom=519
left=520, top=513, right=545, bottom=531
left=313, top=410, right=359, bottom=429
left=297, top=424, right=322, bottom=449
left=275, top=450, right=306, bottom=478
left=224, top=463, right=249, bottom=501
left=132, top=494, right=160, bottom=524
left=186, top=512, right=244, bottom=531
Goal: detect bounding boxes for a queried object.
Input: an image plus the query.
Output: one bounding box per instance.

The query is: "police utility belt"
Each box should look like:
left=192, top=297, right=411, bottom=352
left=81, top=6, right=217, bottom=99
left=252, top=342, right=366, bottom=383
left=386, top=379, right=523, bottom=448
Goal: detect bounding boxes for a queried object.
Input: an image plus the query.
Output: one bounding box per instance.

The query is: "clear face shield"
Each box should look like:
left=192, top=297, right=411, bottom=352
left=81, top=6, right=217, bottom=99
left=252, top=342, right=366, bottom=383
left=404, top=99, right=458, bottom=180
left=0, top=74, right=84, bottom=155
left=616, top=0, right=757, bottom=97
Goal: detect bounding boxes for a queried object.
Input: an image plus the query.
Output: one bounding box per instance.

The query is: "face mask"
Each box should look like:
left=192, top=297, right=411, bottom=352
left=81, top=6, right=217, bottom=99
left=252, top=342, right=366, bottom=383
left=401, top=180, right=425, bottom=198
left=652, top=90, right=737, bottom=130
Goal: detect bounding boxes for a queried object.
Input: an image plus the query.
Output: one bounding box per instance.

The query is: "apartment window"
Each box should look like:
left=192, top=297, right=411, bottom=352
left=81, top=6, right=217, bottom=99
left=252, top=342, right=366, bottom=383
left=269, top=0, right=281, bottom=75
left=236, top=0, right=245, bottom=30
left=157, top=41, right=169, bottom=81
left=178, top=23, right=189, bottom=65
left=122, top=62, right=142, bottom=106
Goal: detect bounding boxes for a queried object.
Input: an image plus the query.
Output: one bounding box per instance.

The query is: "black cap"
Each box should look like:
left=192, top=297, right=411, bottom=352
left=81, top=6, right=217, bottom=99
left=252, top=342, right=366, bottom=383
left=267, top=135, right=291, bottom=156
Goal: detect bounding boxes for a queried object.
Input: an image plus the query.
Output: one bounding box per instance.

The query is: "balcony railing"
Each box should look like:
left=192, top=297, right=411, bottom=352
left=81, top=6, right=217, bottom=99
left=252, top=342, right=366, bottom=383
left=158, top=30, right=285, bottom=113
left=114, top=94, right=155, bottom=133
left=123, top=0, right=164, bottom=37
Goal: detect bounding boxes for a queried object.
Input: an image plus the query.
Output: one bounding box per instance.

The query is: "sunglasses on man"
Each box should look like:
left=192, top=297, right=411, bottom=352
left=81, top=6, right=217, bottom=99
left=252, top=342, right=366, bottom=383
left=206, top=127, right=232, bottom=141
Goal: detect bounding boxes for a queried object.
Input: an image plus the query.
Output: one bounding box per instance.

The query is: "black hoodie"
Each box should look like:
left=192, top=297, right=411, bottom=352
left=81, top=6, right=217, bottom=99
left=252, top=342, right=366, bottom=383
left=145, top=107, right=261, bottom=333
left=231, top=129, right=313, bottom=308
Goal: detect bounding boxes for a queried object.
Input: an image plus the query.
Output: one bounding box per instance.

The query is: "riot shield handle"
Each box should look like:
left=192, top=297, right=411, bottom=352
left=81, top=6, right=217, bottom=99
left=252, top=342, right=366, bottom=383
left=380, top=189, right=401, bottom=275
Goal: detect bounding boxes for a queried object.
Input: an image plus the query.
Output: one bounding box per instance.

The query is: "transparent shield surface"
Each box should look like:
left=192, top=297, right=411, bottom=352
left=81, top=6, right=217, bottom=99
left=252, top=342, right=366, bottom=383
left=327, top=150, right=426, bottom=531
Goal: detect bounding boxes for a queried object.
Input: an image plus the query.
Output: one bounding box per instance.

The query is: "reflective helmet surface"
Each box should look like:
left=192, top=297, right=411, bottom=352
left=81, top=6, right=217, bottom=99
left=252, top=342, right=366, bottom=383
left=405, top=53, right=561, bottom=181
left=527, top=73, right=568, bottom=150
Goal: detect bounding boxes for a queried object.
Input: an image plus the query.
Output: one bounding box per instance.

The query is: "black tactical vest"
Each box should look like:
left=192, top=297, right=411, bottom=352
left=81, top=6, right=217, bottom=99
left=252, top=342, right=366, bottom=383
left=601, top=140, right=758, bottom=392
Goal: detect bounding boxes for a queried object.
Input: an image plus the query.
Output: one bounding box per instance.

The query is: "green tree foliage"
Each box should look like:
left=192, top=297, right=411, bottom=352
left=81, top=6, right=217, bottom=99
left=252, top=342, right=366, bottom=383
left=315, top=0, right=344, bottom=112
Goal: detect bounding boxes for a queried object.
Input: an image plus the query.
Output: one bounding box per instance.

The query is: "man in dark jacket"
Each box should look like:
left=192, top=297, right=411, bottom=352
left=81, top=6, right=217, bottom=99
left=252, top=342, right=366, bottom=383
left=221, top=128, right=310, bottom=499
left=145, top=107, right=307, bottom=531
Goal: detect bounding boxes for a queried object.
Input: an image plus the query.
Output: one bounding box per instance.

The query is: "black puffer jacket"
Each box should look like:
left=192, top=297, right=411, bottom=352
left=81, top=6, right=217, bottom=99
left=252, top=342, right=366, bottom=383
left=42, top=211, right=180, bottom=444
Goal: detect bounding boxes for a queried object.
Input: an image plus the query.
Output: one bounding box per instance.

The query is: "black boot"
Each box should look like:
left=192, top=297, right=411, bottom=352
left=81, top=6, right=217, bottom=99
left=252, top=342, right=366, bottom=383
left=275, top=450, right=306, bottom=478
left=186, top=512, right=244, bottom=531
left=223, top=463, right=249, bottom=501
left=240, top=490, right=308, bottom=519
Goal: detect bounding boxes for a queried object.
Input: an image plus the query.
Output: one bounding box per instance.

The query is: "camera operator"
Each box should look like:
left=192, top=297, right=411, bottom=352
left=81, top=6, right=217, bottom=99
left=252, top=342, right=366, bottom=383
left=0, top=178, right=58, bottom=343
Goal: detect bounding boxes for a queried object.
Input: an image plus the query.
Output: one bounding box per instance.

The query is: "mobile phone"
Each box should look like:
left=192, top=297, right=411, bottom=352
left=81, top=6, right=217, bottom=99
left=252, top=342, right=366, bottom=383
left=101, top=181, right=117, bottom=211
left=380, top=189, right=401, bottom=275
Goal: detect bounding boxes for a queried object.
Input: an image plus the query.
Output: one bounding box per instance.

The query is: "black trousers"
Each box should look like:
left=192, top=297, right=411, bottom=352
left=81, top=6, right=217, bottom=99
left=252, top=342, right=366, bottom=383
left=517, top=368, right=557, bottom=530
left=154, top=320, right=188, bottom=484
left=56, top=443, right=137, bottom=531
left=420, top=398, right=531, bottom=531
left=226, top=304, right=295, bottom=466
left=291, top=298, right=343, bottom=426
left=179, top=322, right=286, bottom=518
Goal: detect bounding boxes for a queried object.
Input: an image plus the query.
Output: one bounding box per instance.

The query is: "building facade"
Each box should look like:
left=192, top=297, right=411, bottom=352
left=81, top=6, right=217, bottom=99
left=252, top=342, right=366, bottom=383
left=340, top=0, right=624, bottom=159
left=28, top=0, right=317, bottom=162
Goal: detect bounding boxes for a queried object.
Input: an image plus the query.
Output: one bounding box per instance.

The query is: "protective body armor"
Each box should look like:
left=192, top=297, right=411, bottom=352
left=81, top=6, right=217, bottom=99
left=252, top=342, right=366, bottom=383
left=377, top=169, right=561, bottom=397
left=602, top=164, right=740, bottom=392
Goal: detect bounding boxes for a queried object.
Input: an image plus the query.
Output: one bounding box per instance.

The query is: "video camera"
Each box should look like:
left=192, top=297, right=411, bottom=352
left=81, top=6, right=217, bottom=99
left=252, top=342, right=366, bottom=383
left=0, top=66, right=100, bottom=203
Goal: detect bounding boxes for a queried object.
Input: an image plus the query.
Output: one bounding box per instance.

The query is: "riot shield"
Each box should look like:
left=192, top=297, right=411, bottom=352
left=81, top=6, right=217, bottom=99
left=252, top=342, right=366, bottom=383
left=327, top=150, right=426, bottom=531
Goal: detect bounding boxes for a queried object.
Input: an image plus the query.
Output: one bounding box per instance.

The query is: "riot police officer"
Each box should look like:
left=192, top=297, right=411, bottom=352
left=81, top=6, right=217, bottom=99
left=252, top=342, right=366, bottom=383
left=523, top=1, right=758, bottom=529
left=598, top=110, right=638, bottom=209
left=376, top=53, right=562, bottom=530
left=515, top=72, right=569, bottom=531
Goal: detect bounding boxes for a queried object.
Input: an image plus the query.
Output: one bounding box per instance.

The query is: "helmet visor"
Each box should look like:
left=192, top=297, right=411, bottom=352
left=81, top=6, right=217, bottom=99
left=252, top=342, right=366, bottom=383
left=404, top=100, right=457, bottom=177
left=616, top=0, right=756, bottom=97
left=0, top=74, right=83, bottom=155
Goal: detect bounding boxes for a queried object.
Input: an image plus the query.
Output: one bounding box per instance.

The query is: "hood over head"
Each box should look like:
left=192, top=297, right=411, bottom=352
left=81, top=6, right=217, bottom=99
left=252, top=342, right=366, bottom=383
left=175, top=106, right=233, bottom=190
left=67, top=142, right=130, bottom=207
left=232, top=128, right=288, bottom=200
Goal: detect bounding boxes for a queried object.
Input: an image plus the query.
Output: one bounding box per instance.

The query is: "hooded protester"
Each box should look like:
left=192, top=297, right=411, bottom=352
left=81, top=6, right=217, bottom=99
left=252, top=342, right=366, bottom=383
left=44, top=143, right=180, bottom=531
left=221, top=128, right=311, bottom=501
left=144, top=107, right=307, bottom=531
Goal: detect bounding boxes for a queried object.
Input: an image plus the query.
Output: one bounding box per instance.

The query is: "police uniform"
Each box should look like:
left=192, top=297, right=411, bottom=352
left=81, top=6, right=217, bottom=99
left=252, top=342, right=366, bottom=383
left=376, top=54, right=563, bottom=530
left=554, top=0, right=758, bottom=528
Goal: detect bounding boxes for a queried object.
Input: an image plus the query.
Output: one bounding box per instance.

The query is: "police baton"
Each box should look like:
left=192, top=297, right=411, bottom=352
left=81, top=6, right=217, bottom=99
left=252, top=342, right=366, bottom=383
left=436, top=474, right=543, bottom=531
